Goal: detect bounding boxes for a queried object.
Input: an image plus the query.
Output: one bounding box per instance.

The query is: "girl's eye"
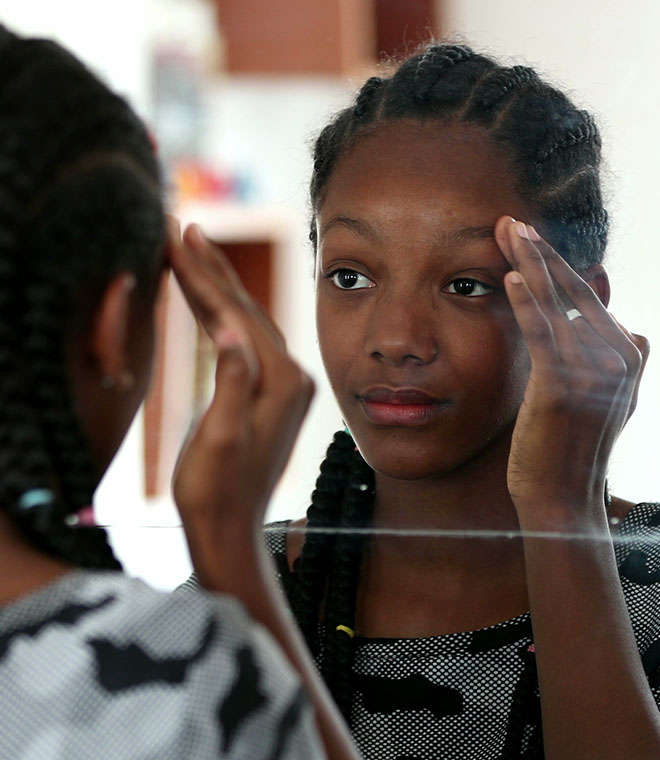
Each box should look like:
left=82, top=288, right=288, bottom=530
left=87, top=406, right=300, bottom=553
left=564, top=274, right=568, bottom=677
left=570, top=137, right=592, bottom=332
left=445, top=278, right=496, bottom=297
left=328, top=269, right=374, bottom=290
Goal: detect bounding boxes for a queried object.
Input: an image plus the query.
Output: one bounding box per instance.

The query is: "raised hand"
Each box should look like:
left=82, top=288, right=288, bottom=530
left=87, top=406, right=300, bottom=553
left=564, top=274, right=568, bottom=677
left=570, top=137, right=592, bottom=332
left=494, top=217, right=649, bottom=527
left=165, top=220, right=362, bottom=760
left=165, top=219, right=314, bottom=572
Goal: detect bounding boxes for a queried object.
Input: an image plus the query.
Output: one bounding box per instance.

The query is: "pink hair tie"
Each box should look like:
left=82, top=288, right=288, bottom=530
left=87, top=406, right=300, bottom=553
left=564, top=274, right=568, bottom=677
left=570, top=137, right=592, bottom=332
left=527, top=643, right=536, bottom=653
left=65, top=505, right=96, bottom=527
left=76, top=506, right=96, bottom=526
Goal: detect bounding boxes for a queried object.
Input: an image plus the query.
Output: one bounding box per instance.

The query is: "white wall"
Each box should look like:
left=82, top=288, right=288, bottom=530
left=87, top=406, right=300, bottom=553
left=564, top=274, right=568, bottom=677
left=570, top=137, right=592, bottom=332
left=444, top=0, right=660, bottom=503
left=0, top=0, right=151, bottom=114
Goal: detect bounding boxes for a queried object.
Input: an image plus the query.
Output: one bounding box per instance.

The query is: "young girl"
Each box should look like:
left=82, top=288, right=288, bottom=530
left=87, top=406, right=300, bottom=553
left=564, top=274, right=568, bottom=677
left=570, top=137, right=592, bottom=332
left=0, top=26, right=360, bottom=760
left=267, top=43, right=660, bottom=759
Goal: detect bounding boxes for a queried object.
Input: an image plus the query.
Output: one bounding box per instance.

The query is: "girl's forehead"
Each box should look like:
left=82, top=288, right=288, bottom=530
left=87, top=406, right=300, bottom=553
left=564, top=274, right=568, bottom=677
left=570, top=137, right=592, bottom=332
left=342, top=120, right=512, bottom=168
left=318, top=121, right=533, bottom=235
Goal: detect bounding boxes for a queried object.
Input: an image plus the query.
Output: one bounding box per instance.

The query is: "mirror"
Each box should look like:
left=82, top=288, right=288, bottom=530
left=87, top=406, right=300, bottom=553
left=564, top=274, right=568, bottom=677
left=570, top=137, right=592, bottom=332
left=1, top=0, right=656, bottom=592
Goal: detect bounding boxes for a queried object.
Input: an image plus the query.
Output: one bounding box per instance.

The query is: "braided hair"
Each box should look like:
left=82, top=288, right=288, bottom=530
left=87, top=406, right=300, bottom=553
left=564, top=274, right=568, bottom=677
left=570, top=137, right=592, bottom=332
left=0, top=27, right=164, bottom=570
left=293, top=42, right=608, bottom=753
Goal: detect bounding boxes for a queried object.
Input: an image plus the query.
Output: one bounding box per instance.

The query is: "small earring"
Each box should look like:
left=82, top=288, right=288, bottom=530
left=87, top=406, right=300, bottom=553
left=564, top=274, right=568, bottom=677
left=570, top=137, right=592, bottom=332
left=100, top=375, right=115, bottom=390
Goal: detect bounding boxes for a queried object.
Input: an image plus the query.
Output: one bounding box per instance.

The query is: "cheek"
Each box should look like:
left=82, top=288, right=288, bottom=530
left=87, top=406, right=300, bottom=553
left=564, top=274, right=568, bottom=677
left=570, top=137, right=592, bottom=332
left=316, top=297, right=348, bottom=382
left=484, top=331, right=530, bottom=417
left=458, top=314, right=529, bottom=401
left=317, top=321, right=347, bottom=391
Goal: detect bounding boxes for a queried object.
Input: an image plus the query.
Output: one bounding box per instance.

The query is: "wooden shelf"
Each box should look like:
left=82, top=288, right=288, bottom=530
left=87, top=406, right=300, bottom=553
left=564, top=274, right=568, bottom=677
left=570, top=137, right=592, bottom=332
left=215, top=0, right=442, bottom=75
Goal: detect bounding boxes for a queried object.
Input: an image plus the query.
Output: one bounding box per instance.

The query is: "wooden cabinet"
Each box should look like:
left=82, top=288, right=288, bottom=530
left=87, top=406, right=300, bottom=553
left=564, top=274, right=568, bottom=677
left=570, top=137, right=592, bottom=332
left=215, top=0, right=442, bottom=75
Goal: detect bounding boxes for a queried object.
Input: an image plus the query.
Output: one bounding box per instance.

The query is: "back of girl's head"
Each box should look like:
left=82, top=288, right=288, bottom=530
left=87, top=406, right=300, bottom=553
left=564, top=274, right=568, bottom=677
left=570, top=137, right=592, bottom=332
left=310, top=42, right=607, bottom=272
left=0, top=26, right=165, bottom=569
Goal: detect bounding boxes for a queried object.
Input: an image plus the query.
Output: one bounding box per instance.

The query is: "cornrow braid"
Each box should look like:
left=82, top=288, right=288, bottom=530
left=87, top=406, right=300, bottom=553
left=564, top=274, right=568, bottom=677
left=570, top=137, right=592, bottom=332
left=535, top=110, right=600, bottom=166
left=462, top=64, right=539, bottom=120
left=0, top=27, right=164, bottom=569
left=353, top=77, right=385, bottom=123
left=299, top=40, right=608, bottom=755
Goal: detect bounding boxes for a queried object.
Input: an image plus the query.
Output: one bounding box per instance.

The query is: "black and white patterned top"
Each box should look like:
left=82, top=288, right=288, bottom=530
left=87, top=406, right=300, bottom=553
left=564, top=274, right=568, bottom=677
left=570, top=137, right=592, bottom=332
left=259, top=502, right=660, bottom=760
left=0, top=570, right=325, bottom=760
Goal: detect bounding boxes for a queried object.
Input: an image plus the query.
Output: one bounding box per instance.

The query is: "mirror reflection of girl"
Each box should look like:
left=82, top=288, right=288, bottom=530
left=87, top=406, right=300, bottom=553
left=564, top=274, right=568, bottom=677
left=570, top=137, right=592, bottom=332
left=0, top=26, right=362, bottom=760
left=272, top=44, right=660, bottom=758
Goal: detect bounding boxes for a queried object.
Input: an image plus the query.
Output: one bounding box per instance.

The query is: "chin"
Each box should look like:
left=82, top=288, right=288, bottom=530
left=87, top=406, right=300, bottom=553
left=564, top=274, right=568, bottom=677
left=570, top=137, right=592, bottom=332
left=352, top=423, right=514, bottom=483
left=355, top=438, right=460, bottom=482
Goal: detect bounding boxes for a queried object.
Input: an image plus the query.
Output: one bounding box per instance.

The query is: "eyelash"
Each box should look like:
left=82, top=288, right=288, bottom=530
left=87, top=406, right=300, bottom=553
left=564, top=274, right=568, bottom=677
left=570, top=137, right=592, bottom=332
left=326, top=269, right=496, bottom=298
left=444, top=278, right=497, bottom=297
left=326, top=268, right=374, bottom=290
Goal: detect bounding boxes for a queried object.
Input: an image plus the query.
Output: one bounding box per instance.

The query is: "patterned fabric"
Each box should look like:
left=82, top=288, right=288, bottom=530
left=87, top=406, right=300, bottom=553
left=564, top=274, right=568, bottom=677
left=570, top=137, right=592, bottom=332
left=256, top=502, right=660, bottom=760
left=0, top=570, right=325, bottom=760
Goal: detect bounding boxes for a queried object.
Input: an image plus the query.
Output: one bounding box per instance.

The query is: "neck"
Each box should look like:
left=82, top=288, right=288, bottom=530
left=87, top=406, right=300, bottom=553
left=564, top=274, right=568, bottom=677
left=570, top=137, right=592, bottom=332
left=355, top=435, right=529, bottom=636
left=370, top=431, right=523, bottom=567
left=0, top=510, right=73, bottom=605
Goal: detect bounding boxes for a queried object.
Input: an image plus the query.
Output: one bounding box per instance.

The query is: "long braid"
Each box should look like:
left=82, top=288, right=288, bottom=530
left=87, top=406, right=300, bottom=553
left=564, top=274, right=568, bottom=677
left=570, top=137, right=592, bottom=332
left=0, top=27, right=163, bottom=569
left=320, top=446, right=374, bottom=719
left=292, top=431, right=355, bottom=650
left=290, top=432, right=375, bottom=719
left=300, top=41, right=607, bottom=755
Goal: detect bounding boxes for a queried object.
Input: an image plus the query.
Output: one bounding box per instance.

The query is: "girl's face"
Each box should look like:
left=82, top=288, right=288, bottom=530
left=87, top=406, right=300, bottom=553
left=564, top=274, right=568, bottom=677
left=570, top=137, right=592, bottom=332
left=315, top=121, right=535, bottom=481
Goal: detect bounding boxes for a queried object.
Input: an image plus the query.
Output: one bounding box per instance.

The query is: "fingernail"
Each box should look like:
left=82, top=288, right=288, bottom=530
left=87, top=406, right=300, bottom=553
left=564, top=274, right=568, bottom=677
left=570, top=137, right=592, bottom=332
left=508, top=271, right=524, bottom=284
left=527, top=225, right=541, bottom=242
left=189, top=224, right=206, bottom=246
left=515, top=221, right=529, bottom=239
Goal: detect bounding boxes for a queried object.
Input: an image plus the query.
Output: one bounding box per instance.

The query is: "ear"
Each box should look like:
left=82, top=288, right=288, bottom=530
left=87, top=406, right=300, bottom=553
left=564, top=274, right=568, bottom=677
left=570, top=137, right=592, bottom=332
left=581, top=264, right=610, bottom=308
left=86, top=272, right=137, bottom=389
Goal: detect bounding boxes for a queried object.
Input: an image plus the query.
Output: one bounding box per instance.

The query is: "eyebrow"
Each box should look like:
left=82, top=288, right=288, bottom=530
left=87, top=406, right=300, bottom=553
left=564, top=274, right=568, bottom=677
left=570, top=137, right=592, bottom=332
left=319, top=215, right=379, bottom=242
left=450, top=225, right=496, bottom=242
left=320, top=216, right=496, bottom=244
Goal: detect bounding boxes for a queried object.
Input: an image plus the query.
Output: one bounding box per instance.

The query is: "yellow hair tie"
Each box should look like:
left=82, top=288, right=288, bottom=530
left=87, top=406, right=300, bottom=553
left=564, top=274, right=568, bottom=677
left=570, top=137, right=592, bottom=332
left=335, top=624, right=355, bottom=638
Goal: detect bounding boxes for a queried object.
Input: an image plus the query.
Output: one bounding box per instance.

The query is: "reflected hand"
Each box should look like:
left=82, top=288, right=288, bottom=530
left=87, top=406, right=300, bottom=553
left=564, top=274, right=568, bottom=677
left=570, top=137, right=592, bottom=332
left=494, top=216, right=649, bottom=525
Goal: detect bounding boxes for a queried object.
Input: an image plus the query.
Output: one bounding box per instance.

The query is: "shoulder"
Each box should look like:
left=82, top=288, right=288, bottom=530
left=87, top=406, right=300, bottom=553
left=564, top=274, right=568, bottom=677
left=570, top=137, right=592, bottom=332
left=265, top=518, right=306, bottom=573
left=615, top=503, right=660, bottom=688
left=178, top=518, right=305, bottom=594
left=0, top=570, right=324, bottom=759
left=0, top=569, right=262, bottom=662
left=616, top=502, right=660, bottom=582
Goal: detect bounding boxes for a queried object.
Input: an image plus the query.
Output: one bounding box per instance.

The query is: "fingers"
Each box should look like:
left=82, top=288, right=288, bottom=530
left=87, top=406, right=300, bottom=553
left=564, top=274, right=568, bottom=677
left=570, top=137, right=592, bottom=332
left=495, top=217, right=638, bottom=363
left=183, top=225, right=251, bottom=302
left=610, top=315, right=651, bottom=421
left=170, top=218, right=313, bottom=428
left=173, top=224, right=287, bottom=355
left=496, top=215, right=647, bottom=437
left=168, top=222, right=238, bottom=338
left=193, top=329, right=258, bottom=451
left=502, top=269, right=559, bottom=368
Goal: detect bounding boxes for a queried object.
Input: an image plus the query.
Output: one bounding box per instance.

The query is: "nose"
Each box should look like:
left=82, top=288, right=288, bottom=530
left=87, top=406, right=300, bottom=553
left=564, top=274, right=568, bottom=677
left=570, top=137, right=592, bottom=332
left=365, top=291, right=439, bottom=366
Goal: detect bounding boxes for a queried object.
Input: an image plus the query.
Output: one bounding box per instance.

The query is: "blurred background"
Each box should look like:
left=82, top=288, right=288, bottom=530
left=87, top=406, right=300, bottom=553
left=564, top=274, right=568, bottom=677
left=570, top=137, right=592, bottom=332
left=1, top=0, right=658, bottom=588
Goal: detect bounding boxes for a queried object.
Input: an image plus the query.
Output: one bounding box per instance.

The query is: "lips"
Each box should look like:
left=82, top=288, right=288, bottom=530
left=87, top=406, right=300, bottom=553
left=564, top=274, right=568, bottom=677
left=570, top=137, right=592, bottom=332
left=358, top=386, right=450, bottom=426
